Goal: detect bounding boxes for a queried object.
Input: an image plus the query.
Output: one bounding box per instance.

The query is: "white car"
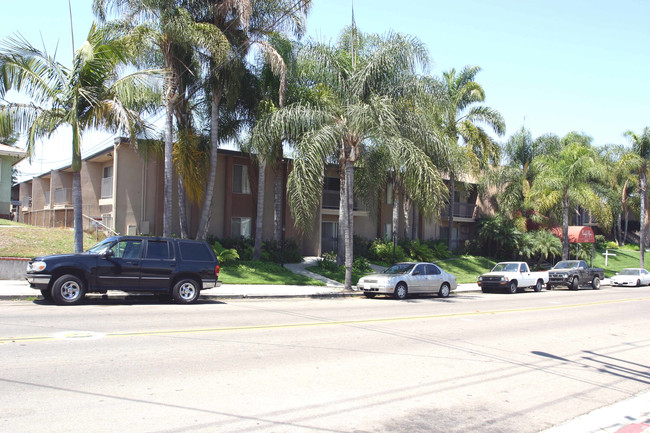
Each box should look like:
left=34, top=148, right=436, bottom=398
left=357, top=262, right=458, bottom=300
left=610, top=268, right=650, bottom=287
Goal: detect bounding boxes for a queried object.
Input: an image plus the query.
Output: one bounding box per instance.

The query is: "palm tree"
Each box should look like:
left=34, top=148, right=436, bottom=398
left=94, top=0, right=230, bottom=238
left=622, top=128, right=650, bottom=266
left=254, top=28, right=443, bottom=289
left=530, top=138, right=612, bottom=260
left=435, top=66, right=505, bottom=251
left=0, top=24, right=156, bottom=252
left=194, top=0, right=312, bottom=241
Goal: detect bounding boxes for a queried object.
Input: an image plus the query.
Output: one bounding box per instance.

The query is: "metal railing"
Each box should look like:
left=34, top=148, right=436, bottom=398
left=321, top=190, right=364, bottom=211
left=83, top=214, right=119, bottom=237
left=442, top=202, right=476, bottom=219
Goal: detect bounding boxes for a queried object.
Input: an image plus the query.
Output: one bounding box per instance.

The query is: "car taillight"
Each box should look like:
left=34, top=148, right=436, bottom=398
left=215, top=265, right=220, bottom=276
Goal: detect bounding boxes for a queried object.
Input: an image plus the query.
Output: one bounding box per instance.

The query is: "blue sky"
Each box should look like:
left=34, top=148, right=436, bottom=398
left=3, top=0, right=650, bottom=177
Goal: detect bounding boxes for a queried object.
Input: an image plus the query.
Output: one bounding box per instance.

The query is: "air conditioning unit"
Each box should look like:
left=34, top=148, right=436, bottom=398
left=127, top=225, right=137, bottom=236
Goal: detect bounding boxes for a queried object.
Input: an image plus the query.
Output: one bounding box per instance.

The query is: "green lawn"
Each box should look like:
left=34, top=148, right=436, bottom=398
left=305, top=265, right=372, bottom=285
left=220, top=261, right=325, bottom=285
left=0, top=224, right=99, bottom=257
left=581, top=246, right=645, bottom=277
left=434, top=256, right=498, bottom=284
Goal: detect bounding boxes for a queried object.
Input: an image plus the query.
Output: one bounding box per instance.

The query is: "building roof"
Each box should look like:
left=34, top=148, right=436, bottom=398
left=0, top=143, right=28, bottom=163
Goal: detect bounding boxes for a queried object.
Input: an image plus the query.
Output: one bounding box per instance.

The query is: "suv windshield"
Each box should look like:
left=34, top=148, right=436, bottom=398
left=86, top=238, right=114, bottom=254
left=384, top=263, right=415, bottom=274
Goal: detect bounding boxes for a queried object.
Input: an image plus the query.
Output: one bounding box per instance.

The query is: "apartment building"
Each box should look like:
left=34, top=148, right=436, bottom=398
left=0, top=143, right=27, bottom=219
left=16, top=138, right=488, bottom=254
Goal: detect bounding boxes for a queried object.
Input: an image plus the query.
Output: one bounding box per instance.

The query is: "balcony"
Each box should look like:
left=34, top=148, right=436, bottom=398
left=443, top=202, right=476, bottom=219
left=321, top=190, right=364, bottom=211
left=54, top=188, right=72, bottom=205
left=101, top=176, right=113, bottom=199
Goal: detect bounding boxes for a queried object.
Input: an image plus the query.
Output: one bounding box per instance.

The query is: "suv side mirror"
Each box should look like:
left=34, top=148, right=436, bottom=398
left=102, top=249, right=114, bottom=258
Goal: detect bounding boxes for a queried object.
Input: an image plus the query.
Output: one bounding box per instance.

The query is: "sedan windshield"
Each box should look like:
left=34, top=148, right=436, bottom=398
left=86, top=238, right=114, bottom=254
left=619, top=269, right=640, bottom=276
left=384, top=264, right=415, bottom=274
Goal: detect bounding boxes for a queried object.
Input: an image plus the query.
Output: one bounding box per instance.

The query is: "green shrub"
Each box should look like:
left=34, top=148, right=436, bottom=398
left=317, top=252, right=338, bottom=271
left=605, top=241, right=619, bottom=250
left=353, top=256, right=371, bottom=272
left=212, top=241, right=240, bottom=264
left=400, top=239, right=435, bottom=262
left=369, top=238, right=406, bottom=263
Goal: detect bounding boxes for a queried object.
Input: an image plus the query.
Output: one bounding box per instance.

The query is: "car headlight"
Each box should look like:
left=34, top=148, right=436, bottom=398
left=500, top=276, right=508, bottom=282
left=562, top=273, right=568, bottom=278
left=28, top=261, right=47, bottom=272
left=478, top=276, right=483, bottom=282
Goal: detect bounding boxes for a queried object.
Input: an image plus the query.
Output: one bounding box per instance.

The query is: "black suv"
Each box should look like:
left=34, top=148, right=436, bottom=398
left=26, top=236, right=221, bottom=305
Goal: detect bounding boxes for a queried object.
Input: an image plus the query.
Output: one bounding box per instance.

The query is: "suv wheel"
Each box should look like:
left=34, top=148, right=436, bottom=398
left=51, top=274, right=86, bottom=305
left=172, top=279, right=200, bottom=303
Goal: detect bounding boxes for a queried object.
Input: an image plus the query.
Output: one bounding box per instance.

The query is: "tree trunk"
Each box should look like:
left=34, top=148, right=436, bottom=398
left=413, top=204, right=419, bottom=241
left=562, top=196, right=570, bottom=260
left=624, top=209, right=629, bottom=246
left=72, top=171, right=83, bottom=253
left=254, top=157, right=266, bottom=260
left=392, top=186, right=400, bottom=245
left=163, top=103, right=174, bottom=238
left=403, top=195, right=411, bottom=240
left=273, top=162, right=282, bottom=242
left=178, top=177, right=188, bottom=239
left=337, top=169, right=345, bottom=265
left=196, top=89, right=222, bottom=240
left=640, top=167, right=647, bottom=268
left=344, top=159, right=354, bottom=290
left=447, top=175, right=456, bottom=251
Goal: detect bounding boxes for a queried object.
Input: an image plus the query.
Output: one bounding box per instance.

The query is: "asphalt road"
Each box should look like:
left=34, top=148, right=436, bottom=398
left=2, top=287, right=650, bottom=433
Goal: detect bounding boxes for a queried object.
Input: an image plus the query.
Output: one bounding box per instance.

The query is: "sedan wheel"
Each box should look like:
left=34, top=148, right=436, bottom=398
left=172, top=279, right=200, bottom=303
left=438, top=283, right=450, bottom=298
left=637, top=279, right=641, bottom=287
left=394, top=283, right=408, bottom=300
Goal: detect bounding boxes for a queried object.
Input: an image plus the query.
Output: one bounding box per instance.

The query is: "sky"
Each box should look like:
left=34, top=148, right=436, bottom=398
left=3, top=0, right=650, bottom=180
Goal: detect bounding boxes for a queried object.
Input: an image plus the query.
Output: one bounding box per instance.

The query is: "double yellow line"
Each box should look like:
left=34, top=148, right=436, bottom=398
left=3, top=296, right=649, bottom=344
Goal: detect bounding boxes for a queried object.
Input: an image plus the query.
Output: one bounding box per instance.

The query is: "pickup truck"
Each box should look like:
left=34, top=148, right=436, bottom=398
left=547, top=260, right=604, bottom=290
left=26, top=236, right=221, bottom=305
left=478, top=261, right=549, bottom=294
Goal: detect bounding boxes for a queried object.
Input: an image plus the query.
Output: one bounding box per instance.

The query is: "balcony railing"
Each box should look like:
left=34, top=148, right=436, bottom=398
left=443, top=202, right=476, bottom=219
left=322, top=190, right=364, bottom=211
left=101, top=176, right=113, bottom=199
left=54, top=188, right=72, bottom=205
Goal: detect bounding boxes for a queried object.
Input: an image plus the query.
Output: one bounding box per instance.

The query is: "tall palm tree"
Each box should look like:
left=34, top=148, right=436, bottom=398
left=0, top=23, right=156, bottom=252
left=194, top=0, right=312, bottom=241
left=254, top=28, right=444, bottom=289
left=435, top=66, right=505, bottom=251
left=622, top=128, right=650, bottom=266
left=530, top=139, right=612, bottom=260
left=94, top=0, right=230, bottom=238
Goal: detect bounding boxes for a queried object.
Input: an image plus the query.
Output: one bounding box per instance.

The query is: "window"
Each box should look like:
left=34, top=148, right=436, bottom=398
left=413, top=264, right=426, bottom=275
left=110, top=240, right=143, bottom=259
left=146, top=240, right=171, bottom=259
left=233, top=164, right=251, bottom=194
left=386, top=182, right=393, bottom=205
left=179, top=241, right=214, bottom=261
left=323, top=177, right=340, bottom=191
left=231, top=217, right=251, bottom=238
left=103, top=166, right=113, bottom=178
left=426, top=264, right=441, bottom=275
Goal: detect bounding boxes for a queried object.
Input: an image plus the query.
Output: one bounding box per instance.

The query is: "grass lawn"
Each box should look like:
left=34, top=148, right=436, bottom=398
left=220, top=261, right=325, bottom=285
left=0, top=223, right=100, bottom=257
left=434, top=256, right=498, bottom=284
left=581, top=245, right=645, bottom=277
left=305, top=265, right=371, bottom=285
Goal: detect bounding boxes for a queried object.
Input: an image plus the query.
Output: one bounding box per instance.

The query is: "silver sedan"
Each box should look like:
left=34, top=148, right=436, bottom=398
left=357, top=262, right=458, bottom=299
